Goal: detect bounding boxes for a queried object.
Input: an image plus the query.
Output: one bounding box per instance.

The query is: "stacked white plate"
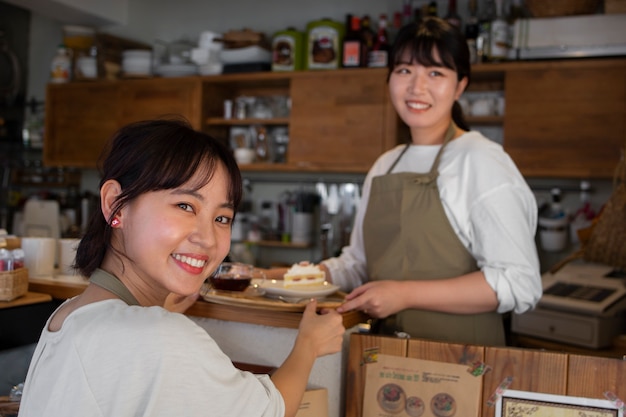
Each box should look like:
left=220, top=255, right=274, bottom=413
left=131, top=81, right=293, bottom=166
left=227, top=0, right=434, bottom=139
left=155, top=63, right=198, bottom=77
left=220, top=46, right=271, bottom=64
left=122, top=49, right=152, bottom=77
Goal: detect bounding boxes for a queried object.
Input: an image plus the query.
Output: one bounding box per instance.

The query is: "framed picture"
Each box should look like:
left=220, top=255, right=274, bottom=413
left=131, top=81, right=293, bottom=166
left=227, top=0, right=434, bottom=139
left=496, top=389, right=624, bottom=417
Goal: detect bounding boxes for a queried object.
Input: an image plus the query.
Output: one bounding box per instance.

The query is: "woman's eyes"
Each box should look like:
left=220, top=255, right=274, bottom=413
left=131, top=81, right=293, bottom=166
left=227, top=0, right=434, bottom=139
left=176, top=201, right=233, bottom=225
left=177, top=202, right=194, bottom=212
left=393, top=66, right=445, bottom=77
left=216, top=216, right=233, bottom=225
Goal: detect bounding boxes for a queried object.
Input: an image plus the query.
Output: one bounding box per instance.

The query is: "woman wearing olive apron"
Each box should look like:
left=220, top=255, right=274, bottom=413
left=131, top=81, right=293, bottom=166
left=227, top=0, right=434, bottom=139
left=324, top=18, right=541, bottom=346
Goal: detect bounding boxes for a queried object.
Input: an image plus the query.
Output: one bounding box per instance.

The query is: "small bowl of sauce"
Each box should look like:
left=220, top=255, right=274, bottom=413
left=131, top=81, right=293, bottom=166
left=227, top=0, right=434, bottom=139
left=208, top=262, right=264, bottom=292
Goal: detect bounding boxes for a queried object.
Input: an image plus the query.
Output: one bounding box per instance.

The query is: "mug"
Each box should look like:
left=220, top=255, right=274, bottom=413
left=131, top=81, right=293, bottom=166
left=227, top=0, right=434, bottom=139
left=470, top=97, right=495, bottom=116
left=22, top=237, right=56, bottom=277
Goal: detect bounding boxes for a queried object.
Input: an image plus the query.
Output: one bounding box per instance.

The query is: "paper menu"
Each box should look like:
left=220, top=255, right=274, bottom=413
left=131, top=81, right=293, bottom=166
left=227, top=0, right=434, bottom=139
left=363, top=354, right=482, bottom=417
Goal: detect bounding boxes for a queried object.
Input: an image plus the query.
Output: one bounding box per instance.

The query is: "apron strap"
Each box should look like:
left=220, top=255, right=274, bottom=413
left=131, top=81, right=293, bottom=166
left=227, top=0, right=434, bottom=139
left=90, top=268, right=141, bottom=306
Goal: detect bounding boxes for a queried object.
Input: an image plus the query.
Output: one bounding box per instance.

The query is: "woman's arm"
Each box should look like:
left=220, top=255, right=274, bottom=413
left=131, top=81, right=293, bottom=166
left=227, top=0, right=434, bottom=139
left=271, top=300, right=345, bottom=417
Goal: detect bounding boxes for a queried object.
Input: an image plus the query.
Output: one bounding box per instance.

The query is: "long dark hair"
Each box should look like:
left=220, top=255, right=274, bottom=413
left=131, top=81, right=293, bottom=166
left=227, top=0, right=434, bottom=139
left=75, top=118, right=243, bottom=277
left=388, top=17, right=471, bottom=131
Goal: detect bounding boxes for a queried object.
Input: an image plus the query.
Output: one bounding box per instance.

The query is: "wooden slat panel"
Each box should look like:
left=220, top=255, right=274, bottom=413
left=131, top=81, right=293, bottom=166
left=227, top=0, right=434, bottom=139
left=481, top=347, right=568, bottom=417
left=289, top=69, right=389, bottom=171
left=567, top=354, right=626, bottom=399
left=345, top=333, right=408, bottom=417
left=408, top=339, right=486, bottom=417
left=504, top=60, right=626, bottom=178
left=407, top=338, right=485, bottom=364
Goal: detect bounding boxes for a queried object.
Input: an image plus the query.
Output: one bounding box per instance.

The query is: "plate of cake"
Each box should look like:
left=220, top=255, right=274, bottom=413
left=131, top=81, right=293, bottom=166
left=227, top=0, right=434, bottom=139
left=261, top=262, right=340, bottom=299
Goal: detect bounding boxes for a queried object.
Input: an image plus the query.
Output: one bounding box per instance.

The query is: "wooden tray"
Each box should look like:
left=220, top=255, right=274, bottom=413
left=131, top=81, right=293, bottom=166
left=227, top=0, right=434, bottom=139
left=200, top=285, right=345, bottom=312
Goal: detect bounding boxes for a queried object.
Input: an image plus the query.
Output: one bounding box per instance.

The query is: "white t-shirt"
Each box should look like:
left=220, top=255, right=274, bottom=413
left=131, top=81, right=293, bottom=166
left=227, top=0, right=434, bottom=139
left=323, top=131, right=542, bottom=314
left=18, top=300, right=284, bottom=417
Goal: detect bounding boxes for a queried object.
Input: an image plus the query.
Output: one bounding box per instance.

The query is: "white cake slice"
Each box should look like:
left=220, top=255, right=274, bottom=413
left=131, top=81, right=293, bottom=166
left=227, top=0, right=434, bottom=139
left=283, top=262, right=325, bottom=288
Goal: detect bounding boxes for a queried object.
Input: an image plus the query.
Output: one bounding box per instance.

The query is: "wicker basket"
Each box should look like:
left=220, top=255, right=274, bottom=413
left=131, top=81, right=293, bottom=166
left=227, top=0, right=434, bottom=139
left=0, top=268, right=29, bottom=301
left=526, top=0, right=600, bottom=17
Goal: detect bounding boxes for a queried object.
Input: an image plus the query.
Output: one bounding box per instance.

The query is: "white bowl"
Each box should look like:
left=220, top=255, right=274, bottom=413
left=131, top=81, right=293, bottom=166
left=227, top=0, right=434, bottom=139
left=155, top=63, right=197, bottom=77
left=234, top=148, right=255, bottom=164
left=122, top=49, right=152, bottom=60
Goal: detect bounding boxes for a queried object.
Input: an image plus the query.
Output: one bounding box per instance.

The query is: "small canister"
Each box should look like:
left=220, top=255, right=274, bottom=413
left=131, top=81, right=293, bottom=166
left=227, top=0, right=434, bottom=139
left=305, top=18, right=345, bottom=70
left=272, top=28, right=304, bottom=71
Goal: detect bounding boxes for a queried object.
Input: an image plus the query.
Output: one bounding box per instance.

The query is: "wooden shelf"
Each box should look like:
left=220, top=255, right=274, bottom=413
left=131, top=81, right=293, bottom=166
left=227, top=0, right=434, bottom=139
left=466, top=115, right=504, bottom=125
left=206, top=117, right=290, bottom=126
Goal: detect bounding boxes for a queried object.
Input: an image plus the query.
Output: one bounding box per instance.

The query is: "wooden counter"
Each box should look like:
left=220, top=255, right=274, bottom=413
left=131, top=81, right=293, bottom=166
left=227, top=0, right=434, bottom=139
left=0, top=291, right=52, bottom=309
left=28, top=278, right=367, bottom=329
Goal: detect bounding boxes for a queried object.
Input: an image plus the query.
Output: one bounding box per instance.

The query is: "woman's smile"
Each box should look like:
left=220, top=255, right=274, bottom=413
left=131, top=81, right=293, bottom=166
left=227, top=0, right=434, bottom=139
left=171, top=253, right=208, bottom=273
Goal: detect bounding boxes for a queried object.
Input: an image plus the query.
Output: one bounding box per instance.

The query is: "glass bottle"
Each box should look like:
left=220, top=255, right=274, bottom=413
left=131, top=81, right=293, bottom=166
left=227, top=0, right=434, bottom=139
left=50, top=44, right=72, bottom=83
left=342, top=14, right=365, bottom=68
left=465, top=0, right=480, bottom=64
left=368, top=14, right=390, bottom=68
left=359, top=15, right=376, bottom=61
left=444, top=0, right=462, bottom=29
left=427, top=1, right=438, bottom=17
left=254, top=125, right=270, bottom=162
left=477, top=0, right=495, bottom=63
left=489, top=0, right=509, bottom=61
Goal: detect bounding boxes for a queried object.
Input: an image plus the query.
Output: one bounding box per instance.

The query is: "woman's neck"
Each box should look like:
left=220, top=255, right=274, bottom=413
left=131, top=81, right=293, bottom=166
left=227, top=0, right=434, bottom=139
left=410, top=121, right=460, bottom=145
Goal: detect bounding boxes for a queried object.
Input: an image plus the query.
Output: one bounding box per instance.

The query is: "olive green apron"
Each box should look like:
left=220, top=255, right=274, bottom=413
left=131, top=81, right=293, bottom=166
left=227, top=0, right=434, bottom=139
left=363, top=123, right=505, bottom=346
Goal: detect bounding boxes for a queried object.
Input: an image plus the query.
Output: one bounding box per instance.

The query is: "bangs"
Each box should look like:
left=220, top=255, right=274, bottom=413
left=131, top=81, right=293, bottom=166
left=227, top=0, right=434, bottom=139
left=393, top=36, right=457, bottom=72
left=103, top=119, right=242, bottom=213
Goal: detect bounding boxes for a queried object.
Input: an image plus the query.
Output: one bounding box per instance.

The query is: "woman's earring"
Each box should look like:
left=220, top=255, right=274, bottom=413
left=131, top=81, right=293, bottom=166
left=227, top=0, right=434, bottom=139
left=111, top=218, right=121, bottom=227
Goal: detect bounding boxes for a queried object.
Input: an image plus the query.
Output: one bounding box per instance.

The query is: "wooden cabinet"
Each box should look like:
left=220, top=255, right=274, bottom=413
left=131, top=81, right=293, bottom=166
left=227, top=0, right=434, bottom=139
left=44, top=78, right=203, bottom=167
left=44, top=83, right=120, bottom=167
left=503, top=58, right=625, bottom=178
left=288, top=68, right=397, bottom=172
left=202, top=68, right=397, bottom=173
left=44, top=59, right=625, bottom=177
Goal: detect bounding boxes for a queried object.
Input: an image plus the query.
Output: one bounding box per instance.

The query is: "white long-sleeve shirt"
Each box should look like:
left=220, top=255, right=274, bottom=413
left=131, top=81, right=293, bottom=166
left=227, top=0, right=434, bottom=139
left=19, top=300, right=284, bottom=417
left=324, top=131, right=542, bottom=314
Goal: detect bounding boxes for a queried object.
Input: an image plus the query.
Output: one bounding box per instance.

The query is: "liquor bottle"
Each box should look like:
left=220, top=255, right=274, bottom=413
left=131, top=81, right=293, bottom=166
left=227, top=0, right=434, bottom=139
left=368, top=14, right=390, bottom=68
left=489, top=0, right=509, bottom=61
left=342, top=14, right=365, bottom=68
left=390, top=11, right=402, bottom=43
left=360, top=15, right=376, bottom=62
left=444, top=0, right=462, bottom=29
left=427, top=1, right=438, bottom=17
left=465, top=0, right=480, bottom=64
left=402, top=0, right=413, bottom=26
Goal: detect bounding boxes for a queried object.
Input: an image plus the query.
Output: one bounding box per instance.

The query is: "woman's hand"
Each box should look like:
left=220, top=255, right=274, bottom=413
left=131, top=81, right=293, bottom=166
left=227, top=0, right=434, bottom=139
left=336, top=281, right=408, bottom=318
left=297, top=299, right=345, bottom=357
left=164, top=292, right=199, bottom=313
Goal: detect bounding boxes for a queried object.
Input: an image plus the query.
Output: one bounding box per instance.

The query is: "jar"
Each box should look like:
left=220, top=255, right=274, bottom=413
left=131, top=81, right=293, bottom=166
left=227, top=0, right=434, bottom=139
left=50, top=45, right=72, bottom=83
left=11, top=248, right=24, bottom=269
left=0, top=249, right=13, bottom=272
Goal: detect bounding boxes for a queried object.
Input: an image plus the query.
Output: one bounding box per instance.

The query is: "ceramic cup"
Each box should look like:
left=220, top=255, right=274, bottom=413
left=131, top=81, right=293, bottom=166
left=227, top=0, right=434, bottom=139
left=538, top=216, right=569, bottom=252
left=58, top=238, right=81, bottom=276
left=470, top=97, right=495, bottom=116
left=22, top=237, right=56, bottom=277
left=291, top=212, right=314, bottom=245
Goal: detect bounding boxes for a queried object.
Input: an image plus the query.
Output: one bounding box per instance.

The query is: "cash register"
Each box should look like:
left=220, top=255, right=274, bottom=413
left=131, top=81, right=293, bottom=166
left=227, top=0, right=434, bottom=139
left=512, top=261, right=626, bottom=349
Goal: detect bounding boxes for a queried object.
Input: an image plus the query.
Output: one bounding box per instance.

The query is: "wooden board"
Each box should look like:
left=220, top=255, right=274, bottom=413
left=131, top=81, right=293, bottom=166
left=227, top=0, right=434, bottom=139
left=345, top=333, right=408, bottom=417
left=200, top=286, right=345, bottom=312
left=345, top=334, right=624, bottom=417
